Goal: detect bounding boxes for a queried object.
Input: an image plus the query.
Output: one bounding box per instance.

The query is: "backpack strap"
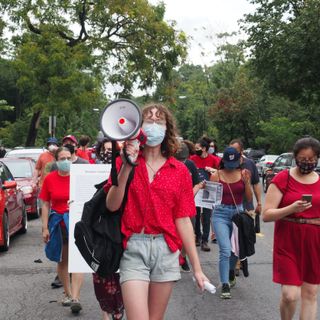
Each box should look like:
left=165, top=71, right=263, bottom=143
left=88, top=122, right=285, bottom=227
left=120, top=167, right=135, bottom=214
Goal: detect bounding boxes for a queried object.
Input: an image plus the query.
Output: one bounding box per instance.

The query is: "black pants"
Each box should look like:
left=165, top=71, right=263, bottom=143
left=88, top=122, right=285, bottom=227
left=195, top=207, right=211, bottom=243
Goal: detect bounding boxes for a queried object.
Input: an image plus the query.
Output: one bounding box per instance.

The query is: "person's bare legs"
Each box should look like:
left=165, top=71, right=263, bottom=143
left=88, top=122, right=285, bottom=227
left=148, top=281, right=174, bottom=320
left=102, top=311, right=110, bottom=320
left=57, top=243, right=71, bottom=296
left=300, top=282, right=319, bottom=320
left=121, top=280, right=149, bottom=320
left=280, top=285, right=300, bottom=320
left=71, top=273, right=84, bottom=300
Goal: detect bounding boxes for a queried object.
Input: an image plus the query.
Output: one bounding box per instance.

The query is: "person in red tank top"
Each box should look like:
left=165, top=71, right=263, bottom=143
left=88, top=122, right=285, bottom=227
left=210, top=147, right=252, bottom=299
left=263, top=137, right=320, bottom=320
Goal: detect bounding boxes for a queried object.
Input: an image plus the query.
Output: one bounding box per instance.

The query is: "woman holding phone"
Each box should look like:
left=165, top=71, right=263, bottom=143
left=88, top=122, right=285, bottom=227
left=263, top=137, right=320, bottom=320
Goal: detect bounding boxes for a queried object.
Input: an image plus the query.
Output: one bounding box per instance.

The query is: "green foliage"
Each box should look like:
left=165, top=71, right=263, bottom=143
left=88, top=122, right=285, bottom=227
left=242, top=0, right=320, bottom=103
left=0, top=0, right=186, bottom=146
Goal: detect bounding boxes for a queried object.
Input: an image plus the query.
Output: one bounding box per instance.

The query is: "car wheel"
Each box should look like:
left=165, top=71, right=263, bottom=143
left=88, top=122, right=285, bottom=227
left=19, top=205, right=28, bottom=234
left=0, top=212, right=9, bottom=251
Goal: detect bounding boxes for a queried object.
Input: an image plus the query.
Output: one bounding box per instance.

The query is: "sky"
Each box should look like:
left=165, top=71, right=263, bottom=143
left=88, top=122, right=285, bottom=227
left=148, top=0, right=255, bottom=66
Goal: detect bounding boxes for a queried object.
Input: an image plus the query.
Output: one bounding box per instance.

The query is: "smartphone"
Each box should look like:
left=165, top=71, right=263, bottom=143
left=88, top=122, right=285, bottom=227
left=301, top=194, right=312, bottom=203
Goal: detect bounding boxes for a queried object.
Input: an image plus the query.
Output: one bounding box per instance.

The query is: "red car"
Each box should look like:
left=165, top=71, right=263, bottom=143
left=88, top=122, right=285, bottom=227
left=0, top=160, right=27, bottom=251
left=1, top=158, right=40, bottom=218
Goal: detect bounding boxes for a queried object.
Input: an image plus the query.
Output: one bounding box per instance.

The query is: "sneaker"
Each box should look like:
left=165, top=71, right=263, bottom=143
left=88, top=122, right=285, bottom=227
left=70, top=299, right=82, bottom=314
left=180, top=260, right=191, bottom=273
left=220, top=283, right=231, bottom=299
left=195, top=238, right=201, bottom=247
left=229, top=270, right=236, bottom=288
left=51, top=275, right=63, bottom=288
left=201, top=241, right=211, bottom=252
left=60, top=294, right=72, bottom=306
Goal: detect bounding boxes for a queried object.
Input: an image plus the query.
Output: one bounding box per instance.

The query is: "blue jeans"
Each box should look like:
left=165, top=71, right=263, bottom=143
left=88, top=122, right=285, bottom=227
left=212, top=204, right=242, bottom=284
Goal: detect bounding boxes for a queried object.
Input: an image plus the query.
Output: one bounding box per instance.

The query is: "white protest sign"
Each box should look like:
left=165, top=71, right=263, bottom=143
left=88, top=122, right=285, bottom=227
left=68, top=163, right=111, bottom=273
left=194, top=181, right=223, bottom=209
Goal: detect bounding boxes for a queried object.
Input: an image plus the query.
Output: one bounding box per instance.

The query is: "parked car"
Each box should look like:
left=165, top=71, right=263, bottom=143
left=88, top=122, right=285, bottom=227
left=5, top=147, right=45, bottom=161
left=0, top=161, right=27, bottom=251
left=244, top=148, right=266, bottom=163
left=256, top=155, right=279, bottom=177
left=263, top=152, right=320, bottom=192
left=1, top=158, right=40, bottom=218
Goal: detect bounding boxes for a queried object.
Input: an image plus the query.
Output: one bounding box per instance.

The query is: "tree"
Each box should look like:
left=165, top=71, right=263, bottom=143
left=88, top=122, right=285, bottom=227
left=242, top=0, right=320, bottom=103
left=0, top=0, right=187, bottom=145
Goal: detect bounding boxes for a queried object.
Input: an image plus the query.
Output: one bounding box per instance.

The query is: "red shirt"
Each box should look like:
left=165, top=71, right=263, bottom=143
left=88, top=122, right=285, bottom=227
left=105, top=155, right=196, bottom=252
left=190, top=154, right=220, bottom=169
left=35, top=151, right=55, bottom=187
left=39, top=171, right=70, bottom=214
left=272, top=170, right=320, bottom=219
left=76, top=148, right=90, bottom=161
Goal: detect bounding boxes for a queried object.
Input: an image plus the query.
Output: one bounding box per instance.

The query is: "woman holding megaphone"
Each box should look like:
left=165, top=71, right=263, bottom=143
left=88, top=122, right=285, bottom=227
left=106, top=103, right=208, bottom=320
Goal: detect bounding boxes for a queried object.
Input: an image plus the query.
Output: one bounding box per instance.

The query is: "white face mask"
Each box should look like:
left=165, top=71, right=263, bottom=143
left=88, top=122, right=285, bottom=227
left=48, top=145, right=58, bottom=152
left=142, top=123, right=166, bottom=147
left=208, top=147, right=215, bottom=154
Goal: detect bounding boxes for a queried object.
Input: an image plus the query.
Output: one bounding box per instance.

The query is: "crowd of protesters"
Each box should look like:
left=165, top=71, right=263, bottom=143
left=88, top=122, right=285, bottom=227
left=28, top=102, right=320, bottom=320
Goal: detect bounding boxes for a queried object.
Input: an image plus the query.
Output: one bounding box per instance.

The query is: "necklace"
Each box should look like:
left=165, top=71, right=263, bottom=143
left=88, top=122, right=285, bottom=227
left=146, top=162, right=157, bottom=180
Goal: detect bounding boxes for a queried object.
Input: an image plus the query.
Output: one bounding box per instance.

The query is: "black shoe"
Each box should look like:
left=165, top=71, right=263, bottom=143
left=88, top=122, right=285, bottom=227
left=229, top=270, right=236, bottom=288
left=180, top=260, right=191, bottom=273
left=220, top=283, right=231, bottom=299
left=201, top=241, right=211, bottom=252
left=51, top=275, right=63, bottom=288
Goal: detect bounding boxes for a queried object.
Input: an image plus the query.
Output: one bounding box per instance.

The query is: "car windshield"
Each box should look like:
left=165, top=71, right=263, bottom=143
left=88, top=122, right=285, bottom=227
left=4, top=161, right=33, bottom=178
left=265, top=155, right=279, bottom=161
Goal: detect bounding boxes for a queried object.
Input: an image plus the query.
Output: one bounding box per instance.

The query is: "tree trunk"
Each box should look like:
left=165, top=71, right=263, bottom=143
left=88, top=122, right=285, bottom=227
left=25, top=111, right=41, bottom=146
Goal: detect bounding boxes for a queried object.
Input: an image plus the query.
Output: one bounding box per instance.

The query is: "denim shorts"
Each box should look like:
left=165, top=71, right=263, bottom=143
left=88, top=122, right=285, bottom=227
left=119, top=234, right=181, bottom=284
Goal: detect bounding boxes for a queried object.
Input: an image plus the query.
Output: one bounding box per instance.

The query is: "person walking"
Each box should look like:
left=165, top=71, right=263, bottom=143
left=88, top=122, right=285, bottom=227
left=263, top=137, right=320, bottom=320
left=40, top=147, right=83, bottom=314
left=190, top=136, right=220, bottom=251
left=175, top=141, right=205, bottom=272
left=210, top=147, right=252, bottom=299
left=106, top=103, right=208, bottom=320
left=229, top=139, right=262, bottom=276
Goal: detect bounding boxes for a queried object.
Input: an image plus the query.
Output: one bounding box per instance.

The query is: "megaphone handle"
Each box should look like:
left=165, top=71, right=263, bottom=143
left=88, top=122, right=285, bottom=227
left=111, top=141, right=118, bottom=186
left=123, top=147, right=138, bottom=167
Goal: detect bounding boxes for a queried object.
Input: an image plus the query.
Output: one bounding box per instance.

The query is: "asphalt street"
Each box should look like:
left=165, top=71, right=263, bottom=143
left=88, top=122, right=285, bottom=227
left=0, top=195, right=319, bottom=320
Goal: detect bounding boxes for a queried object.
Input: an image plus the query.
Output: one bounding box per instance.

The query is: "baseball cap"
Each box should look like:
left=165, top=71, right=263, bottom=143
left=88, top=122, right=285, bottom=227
left=47, top=137, right=58, bottom=145
left=223, top=147, right=241, bottom=169
left=62, top=135, right=78, bottom=145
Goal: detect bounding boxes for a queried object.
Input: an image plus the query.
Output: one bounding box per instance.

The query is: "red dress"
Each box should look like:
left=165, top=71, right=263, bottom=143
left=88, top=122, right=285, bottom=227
left=271, top=170, right=320, bottom=285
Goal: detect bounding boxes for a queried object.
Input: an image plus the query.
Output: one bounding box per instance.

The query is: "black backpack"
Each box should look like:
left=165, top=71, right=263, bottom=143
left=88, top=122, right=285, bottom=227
left=74, top=169, right=134, bottom=277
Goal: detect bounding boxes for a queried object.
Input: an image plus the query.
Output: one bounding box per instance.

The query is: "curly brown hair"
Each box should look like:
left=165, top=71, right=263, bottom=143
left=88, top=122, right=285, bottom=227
left=142, top=103, right=180, bottom=158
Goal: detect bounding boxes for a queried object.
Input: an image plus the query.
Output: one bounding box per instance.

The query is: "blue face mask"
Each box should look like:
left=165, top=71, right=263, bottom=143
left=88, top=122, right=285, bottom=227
left=57, top=159, right=71, bottom=172
left=142, top=123, right=166, bottom=147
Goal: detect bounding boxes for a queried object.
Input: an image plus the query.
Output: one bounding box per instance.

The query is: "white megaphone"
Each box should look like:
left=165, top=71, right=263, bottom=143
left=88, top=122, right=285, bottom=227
left=100, top=99, right=146, bottom=168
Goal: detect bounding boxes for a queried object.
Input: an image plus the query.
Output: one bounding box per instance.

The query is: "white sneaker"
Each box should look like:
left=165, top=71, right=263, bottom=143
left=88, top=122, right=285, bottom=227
left=60, top=294, right=72, bottom=306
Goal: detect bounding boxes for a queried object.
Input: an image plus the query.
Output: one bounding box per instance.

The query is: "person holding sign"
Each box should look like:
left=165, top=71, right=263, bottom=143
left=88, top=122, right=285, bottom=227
left=40, top=147, right=83, bottom=314
left=190, top=136, right=220, bottom=251
left=106, top=103, right=208, bottom=320
left=210, top=147, right=252, bottom=299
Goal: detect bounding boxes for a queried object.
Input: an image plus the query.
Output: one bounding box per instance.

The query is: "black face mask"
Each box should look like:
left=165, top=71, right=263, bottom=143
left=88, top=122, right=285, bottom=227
left=63, top=143, right=75, bottom=155
left=296, top=159, right=318, bottom=174
left=195, top=149, right=203, bottom=156
left=100, top=151, right=113, bottom=164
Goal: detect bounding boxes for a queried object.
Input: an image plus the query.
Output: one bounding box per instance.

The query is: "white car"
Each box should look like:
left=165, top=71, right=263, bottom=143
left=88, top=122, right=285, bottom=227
left=4, top=147, right=46, bottom=161
left=256, top=154, right=279, bottom=177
